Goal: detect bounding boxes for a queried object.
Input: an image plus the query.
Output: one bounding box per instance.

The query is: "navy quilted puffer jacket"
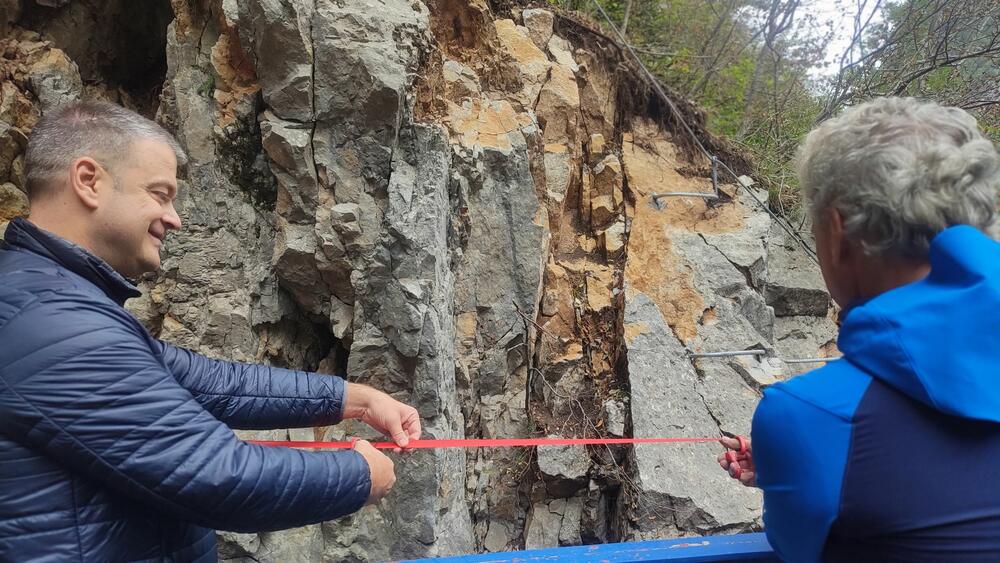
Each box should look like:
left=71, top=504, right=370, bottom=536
left=0, top=218, right=371, bottom=562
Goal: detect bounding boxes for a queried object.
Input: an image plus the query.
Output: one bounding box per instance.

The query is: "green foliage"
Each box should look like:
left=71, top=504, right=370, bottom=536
left=196, top=75, right=215, bottom=99
left=819, top=0, right=999, bottom=136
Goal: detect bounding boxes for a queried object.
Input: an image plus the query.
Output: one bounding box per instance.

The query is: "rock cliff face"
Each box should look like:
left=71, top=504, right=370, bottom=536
left=0, top=0, right=838, bottom=560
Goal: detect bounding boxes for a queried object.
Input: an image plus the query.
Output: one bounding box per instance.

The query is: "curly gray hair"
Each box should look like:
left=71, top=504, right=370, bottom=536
left=25, top=101, right=188, bottom=200
left=797, top=97, right=1000, bottom=258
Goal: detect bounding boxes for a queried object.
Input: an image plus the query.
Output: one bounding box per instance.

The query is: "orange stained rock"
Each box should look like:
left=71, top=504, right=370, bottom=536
left=624, top=214, right=702, bottom=343
left=494, top=19, right=549, bottom=73
left=0, top=183, right=28, bottom=222
left=210, top=28, right=260, bottom=128
left=585, top=269, right=614, bottom=313
left=535, top=64, right=580, bottom=146
left=623, top=121, right=735, bottom=343
left=444, top=99, right=533, bottom=151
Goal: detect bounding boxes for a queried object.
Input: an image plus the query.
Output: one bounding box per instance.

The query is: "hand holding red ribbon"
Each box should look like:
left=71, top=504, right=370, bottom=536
left=719, top=435, right=756, bottom=487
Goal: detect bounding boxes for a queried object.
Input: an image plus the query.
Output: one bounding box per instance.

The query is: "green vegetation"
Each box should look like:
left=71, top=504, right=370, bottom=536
left=196, top=75, right=215, bottom=99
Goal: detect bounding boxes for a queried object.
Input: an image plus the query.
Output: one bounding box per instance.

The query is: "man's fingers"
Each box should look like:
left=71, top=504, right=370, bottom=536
left=387, top=418, right=410, bottom=448
left=719, top=436, right=744, bottom=451
left=403, top=409, right=422, bottom=441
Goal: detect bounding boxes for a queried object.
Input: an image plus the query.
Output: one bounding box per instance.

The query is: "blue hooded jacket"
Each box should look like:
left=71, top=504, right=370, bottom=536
left=0, top=218, right=371, bottom=562
left=754, top=225, right=1000, bottom=562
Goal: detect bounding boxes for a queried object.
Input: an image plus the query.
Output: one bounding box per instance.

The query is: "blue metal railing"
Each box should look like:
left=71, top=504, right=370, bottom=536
left=397, top=533, right=778, bottom=563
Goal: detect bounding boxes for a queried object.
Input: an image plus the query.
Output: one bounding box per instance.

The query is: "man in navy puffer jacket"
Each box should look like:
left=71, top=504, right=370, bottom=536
left=0, top=101, right=417, bottom=561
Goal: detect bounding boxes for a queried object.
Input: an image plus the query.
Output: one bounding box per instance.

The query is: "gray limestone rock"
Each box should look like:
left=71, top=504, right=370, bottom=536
left=673, top=233, right=774, bottom=352
left=140, top=12, right=289, bottom=365
left=547, top=36, right=579, bottom=73
left=219, top=526, right=323, bottom=563
left=765, top=223, right=831, bottom=316
left=321, top=123, right=473, bottom=560
left=773, top=314, right=840, bottom=375
left=483, top=519, right=516, bottom=553
left=523, top=496, right=585, bottom=549
left=559, top=496, right=584, bottom=546
left=329, top=297, right=354, bottom=340
left=624, top=289, right=761, bottom=537
left=692, top=360, right=759, bottom=438
left=135, top=3, right=471, bottom=560
left=259, top=111, right=319, bottom=223
left=245, top=0, right=315, bottom=121
left=524, top=499, right=564, bottom=549
left=603, top=398, right=626, bottom=437
left=522, top=8, right=554, bottom=50
left=700, top=189, right=771, bottom=290
left=272, top=221, right=328, bottom=317
left=447, top=125, right=548, bottom=550
left=673, top=232, right=748, bottom=298
left=442, top=59, right=481, bottom=99
left=544, top=150, right=573, bottom=205
left=27, top=47, right=82, bottom=113
left=537, top=439, right=590, bottom=497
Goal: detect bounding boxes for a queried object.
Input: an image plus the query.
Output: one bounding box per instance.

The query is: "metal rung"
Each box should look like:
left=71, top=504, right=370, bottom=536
left=784, top=357, right=840, bottom=365
left=688, top=349, right=766, bottom=359
left=688, top=351, right=841, bottom=364
left=651, top=192, right=719, bottom=200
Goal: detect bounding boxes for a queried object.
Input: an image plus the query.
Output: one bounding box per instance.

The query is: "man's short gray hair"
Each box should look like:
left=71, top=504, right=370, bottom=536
left=24, top=101, right=188, bottom=200
left=797, top=97, right=1000, bottom=258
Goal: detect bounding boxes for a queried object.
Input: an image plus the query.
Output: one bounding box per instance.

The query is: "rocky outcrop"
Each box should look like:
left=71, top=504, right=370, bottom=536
left=0, top=1, right=839, bottom=560
left=623, top=291, right=762, bottom=536
left=765, top=224, right=831, bottom=316
left=618, top=122, right=768, bottom=538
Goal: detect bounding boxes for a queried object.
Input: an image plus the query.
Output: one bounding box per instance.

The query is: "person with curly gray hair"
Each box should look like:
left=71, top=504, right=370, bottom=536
left=719, top=97, right=1000, bottom=562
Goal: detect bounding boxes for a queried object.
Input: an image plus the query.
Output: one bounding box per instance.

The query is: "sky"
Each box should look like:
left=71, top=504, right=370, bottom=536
left=807, top=0, right=886, bottom=78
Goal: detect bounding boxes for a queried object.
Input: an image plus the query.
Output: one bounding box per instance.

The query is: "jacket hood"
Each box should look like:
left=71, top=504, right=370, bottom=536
left=839, top=225, right=1000, bottom=422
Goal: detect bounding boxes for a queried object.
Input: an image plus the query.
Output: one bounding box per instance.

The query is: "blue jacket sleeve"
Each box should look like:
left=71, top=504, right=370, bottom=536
left=752, top=365, right=869, bottom=563
left=0, top=293, right=370, bottom=532
left=157, top=341, right=346, bottom=430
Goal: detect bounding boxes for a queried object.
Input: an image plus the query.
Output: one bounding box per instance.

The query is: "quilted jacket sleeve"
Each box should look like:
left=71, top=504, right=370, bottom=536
left=0, top=293, right=371, bottom=532
left=158, top=341, right=346, bottom=430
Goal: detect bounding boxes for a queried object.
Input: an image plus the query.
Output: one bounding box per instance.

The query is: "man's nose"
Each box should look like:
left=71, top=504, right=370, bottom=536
left=163, top=202, right=182, bottom=231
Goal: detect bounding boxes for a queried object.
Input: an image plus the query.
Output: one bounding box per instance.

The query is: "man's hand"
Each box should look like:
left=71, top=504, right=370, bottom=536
left=718, top=436, right=757, bottom=487
left=353, top=439, right=396, bottom=505
left=343, top=383, right=422, bottom=448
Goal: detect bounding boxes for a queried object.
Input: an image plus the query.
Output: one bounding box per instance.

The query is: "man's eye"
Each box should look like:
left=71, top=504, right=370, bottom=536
left=153, top=191, right=169, bottom=202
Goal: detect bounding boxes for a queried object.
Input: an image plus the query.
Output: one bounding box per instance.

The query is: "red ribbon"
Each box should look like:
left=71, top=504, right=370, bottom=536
left=248, top=437, right=724, bottom=450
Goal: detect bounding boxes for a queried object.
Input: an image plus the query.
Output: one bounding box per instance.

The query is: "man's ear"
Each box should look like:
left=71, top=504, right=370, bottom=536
left=825, top=206, right=849, bottom=267
left=69, top=157, right=107, bottom=210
